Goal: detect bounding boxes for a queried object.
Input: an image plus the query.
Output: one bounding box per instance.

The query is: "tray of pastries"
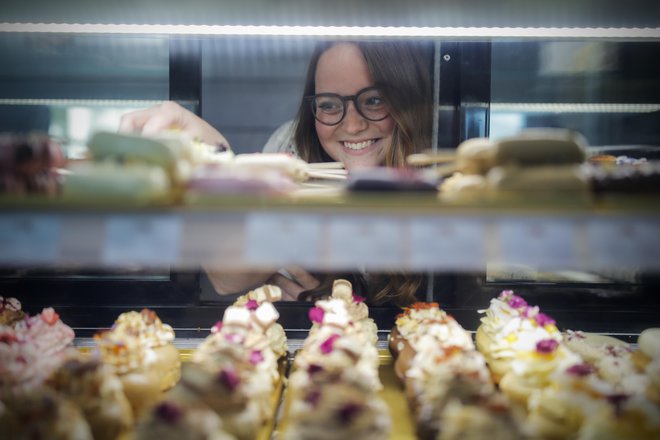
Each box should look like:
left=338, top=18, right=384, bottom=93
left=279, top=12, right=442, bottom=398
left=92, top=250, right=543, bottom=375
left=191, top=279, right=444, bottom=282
left=1, top=282, right=659, bottom=440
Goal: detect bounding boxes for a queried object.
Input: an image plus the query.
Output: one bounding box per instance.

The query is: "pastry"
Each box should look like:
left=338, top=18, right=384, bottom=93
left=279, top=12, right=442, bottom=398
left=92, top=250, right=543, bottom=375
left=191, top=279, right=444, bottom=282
left=0, top=307, right=76, bottom=398
left=437, top=395, right=526, bottom=440
left=631, top=328, right=660, bottom=403
left=172, top=302, right=282, bottom=440
left=284, top=379, right=391, bottom=440
left=391, top=302, right=474, bottom=381
left=0, top=386, right=93, bottom=440
left=233, top=284, right=288, bottom=358
left=476, top=290, right=562, bottom=382
left=285, top=283, right=389, bottom=440
left=135, top=399, right=237, bottom=440
left=0, top=132, right=65, bottom=196
left=47, top=356, right=134, bottom=440
left=93, top=328, right=162, bottom=420
left=114, top=309, right=181, bottom=391
left=498, top=338, right=581, bottom=408
left=0, top=296, right=25, bottom=326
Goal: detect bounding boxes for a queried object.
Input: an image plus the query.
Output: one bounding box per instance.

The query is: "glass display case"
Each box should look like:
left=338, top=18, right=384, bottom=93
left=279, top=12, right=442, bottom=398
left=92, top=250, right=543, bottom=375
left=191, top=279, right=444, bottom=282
left=1, top=0, right=659, bottom=341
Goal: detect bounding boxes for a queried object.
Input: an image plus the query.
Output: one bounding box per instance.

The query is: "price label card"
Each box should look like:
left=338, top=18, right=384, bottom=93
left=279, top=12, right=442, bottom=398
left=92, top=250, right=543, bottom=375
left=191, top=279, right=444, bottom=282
left=586, top=218, right=660, bottom=268
left=0, top=214, right=61, bottom=264
left=327, top=216, right=403, bottom=268
left=102, top=215, right=182, bottom=266
left=408, top=217, right=486, bottom=270
left=496, top=217, right=577, bottom=268
left=245, top=213, right=322, bottom=266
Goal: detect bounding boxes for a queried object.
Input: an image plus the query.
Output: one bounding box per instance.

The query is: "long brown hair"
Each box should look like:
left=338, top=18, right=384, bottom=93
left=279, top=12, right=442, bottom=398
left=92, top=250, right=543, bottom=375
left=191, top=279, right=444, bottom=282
left=293, top=40, right=434, bottom=167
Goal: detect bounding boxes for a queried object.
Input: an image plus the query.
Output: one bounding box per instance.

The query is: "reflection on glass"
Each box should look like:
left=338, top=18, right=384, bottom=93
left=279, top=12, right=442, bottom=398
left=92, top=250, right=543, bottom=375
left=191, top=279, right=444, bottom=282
left=490, top=41, right=660, bottom=147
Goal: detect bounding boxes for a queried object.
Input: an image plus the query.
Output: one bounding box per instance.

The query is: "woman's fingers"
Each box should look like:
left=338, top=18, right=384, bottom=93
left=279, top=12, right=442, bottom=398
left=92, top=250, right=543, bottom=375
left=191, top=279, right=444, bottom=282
left=284, top=266, right=320, bottom=290
left=266, top=273, right=305, bottom=301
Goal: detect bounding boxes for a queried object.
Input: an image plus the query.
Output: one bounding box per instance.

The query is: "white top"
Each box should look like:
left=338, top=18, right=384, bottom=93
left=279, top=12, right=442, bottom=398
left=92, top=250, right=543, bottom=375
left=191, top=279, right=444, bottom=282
left=262, top=120, right=298, bottom=156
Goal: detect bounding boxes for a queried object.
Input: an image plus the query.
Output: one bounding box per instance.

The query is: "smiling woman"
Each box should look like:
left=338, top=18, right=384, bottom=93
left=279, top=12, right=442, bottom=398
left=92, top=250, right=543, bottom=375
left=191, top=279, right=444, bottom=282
left=118, top=39, right=435, bottom=303
left=293, top=40, right=434, bottom=169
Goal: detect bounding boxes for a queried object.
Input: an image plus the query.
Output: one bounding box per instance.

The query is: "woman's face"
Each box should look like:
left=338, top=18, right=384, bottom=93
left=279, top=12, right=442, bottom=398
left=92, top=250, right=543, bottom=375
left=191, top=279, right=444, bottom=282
left=314, top=43, right=395, bottom=169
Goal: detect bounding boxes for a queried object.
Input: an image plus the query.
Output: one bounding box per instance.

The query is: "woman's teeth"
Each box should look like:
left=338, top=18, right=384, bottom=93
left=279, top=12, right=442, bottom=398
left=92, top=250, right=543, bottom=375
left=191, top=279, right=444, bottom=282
left=343, top=139, right=375, bottom=150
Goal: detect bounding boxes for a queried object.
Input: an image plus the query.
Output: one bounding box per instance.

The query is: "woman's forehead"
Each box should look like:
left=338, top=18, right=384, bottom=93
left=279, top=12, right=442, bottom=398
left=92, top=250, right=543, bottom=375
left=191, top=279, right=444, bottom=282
left=315, top=43, right=374, bottom=95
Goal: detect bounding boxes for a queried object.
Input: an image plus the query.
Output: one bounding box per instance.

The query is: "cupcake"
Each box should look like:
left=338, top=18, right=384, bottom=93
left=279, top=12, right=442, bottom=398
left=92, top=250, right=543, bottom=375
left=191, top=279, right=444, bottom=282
left=437, top=395, right=527, bottom=440
left=0, top=307, right=75, bottom=398
left=135, top=400, right=237, bottom=440
left=93, top=327, right=162, bottom=420
left=498, top=338, right=581, bottom=408
left=112, top=309, right=180, bottom=391
left=0, top=386, right=93, bottom=440
left=284, top=379, right=391, bottom=440
left=476, top=290, right=562, bottom=382
left=47, top=356, right=134, bottom=440
left=0, top=296, right=25, bottom=326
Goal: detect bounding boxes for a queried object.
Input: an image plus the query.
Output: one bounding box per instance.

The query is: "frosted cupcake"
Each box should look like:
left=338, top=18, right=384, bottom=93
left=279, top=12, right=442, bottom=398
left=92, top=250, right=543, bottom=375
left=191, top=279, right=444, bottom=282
left=0, top=307, right=75, bottom=398
left=233, top=284, right=288, bottom=358
left=476, top=290, right=562, bottom=382
left=135, top=400, right=237, bottom=440
left=47, top=356, right=134, bottom=440
left=0, top=296, right=25, bottom=326
left=0, top=386, right=93, bottom=440
left=112, top=309, right=180, bottom=391
left=93, top=327, right=162, bottom=420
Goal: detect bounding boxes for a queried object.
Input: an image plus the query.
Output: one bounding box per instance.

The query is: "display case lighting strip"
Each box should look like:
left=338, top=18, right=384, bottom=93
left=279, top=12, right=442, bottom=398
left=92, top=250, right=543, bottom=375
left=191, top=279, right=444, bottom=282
left=1, top=23, right=659, bottom=39
left=0, top=98, right=174, bottom=107
left=491, top=103, right=660, bottom=113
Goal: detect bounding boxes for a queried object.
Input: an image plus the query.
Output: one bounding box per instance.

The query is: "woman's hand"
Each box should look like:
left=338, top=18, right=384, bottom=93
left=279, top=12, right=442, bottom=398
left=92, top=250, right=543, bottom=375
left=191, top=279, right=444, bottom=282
left=266, top=266, right=320, bottom=301
left=118, top=101, right=230, bottom=148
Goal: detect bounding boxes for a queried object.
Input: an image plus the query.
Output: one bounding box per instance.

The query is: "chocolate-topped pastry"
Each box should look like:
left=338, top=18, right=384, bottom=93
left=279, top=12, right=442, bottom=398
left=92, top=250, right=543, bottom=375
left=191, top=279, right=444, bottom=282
left=585, top=161, right=660, bottom=194
left=0, top=132, right=65, bottom=195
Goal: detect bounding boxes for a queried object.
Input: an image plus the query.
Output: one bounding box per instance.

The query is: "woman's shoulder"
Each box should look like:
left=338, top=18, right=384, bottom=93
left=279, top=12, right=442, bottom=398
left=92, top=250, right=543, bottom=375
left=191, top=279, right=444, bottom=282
left=262, top=120, right=298, bottom=156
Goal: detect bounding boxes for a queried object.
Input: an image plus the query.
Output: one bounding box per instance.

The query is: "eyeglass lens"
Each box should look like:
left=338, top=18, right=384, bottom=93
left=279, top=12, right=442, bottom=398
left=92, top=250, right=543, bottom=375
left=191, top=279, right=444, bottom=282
left=311, top=88, right=389, bottom=125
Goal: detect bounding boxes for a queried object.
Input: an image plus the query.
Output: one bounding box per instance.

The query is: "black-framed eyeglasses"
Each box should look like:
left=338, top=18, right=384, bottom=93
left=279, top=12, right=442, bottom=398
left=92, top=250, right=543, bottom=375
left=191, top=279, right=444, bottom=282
left=305, top=86, right=390, bottom=126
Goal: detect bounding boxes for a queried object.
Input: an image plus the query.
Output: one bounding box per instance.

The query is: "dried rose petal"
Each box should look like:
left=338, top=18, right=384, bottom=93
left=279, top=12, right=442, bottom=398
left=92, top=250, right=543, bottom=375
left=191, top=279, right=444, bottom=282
left=566, top=363, right=596, bottom=376
left=309, top=307, right=325, bottom=324
left=534, top=313, right=556, bottom=327
left=249, top=350, right=264, bottom=365
left=507, top=295, right=528, bottom=309
left=338, top=402, right=363, bottom=424
left=305, top=389, right=322, bottom=407
left=218, top=368, right=240, bottom=391
left=245, top=299, right=259, bottom=311
left=536, top=339, right=559, bottom=354
left=320, top=334, right=341, bottom=354
left=211, top=321, right=223, bottom=334
left=307, top=364, right=323, bottom=375
left=155, top=401, right=184, bottom=424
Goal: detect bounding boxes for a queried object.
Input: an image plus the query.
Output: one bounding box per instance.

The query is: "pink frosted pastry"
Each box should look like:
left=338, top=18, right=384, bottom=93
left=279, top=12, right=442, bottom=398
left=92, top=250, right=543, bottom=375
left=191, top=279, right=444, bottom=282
left=0, top=296, right=25, bottom=326
left=0, top=307, right=75, bottom=398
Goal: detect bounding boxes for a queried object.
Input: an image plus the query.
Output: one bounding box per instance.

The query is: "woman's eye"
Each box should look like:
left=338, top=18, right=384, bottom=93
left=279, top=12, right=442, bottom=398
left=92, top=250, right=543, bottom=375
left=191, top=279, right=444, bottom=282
left=364, top=96, right=384, bottom=107
left=317, top=101, right=342, bottom=113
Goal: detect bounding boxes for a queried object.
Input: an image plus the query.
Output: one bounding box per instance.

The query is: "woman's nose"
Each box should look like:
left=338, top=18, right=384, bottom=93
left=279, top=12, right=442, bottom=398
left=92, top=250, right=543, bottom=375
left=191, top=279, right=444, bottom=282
left=342, top=102, right=368, bottom=133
